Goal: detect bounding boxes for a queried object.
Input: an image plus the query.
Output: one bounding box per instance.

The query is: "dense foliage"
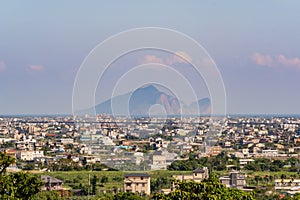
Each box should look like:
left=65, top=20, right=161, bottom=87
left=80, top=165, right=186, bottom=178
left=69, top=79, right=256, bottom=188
left=168, top=153, right=300, bottom=173
left=31, top=191, right=62, bottom=200
left=0, top=152, right=42, bottom=200
left=153, top=174, right=255, bottom=200
left=151, top=177, right=172, bottom=193
left=46, top=159, right=115, bottom=172
left=113, top=192, right=147, bottom=200
left=244, top=158, right=300, bottom=172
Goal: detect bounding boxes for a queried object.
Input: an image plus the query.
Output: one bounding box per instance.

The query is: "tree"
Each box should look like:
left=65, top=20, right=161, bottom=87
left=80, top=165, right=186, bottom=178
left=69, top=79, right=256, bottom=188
left=281, top=174, right=287, bottom=179
left=151, top=177, right=171, bottom=192
left=31, top=190, right=62, bottom=200
left=153, top=174, right=255, bottom=200
left=0, top=152, right=42, bottom=200
left=113, top=192, right=146, bottom=200
left=0, top=152, right=15, bottom=175
left=91, top=175, right=99, bottom=195
left=101, top=175, right=109, bottom=183
left=23, top=162, right=35, bottom=170
left=288, top=193, right=300, bottom=200
left=0, top=172, right=42, bottom=200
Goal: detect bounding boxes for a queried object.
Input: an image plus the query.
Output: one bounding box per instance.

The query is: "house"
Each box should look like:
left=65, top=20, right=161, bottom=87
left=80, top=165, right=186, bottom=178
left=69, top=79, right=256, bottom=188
left=40, top=175, right=63, bottom=191
left=239, top=158, right=255, bottom=168
left=173, top=167, right=209, bottom=183
left=274, top=179, right=300, bottom=191
left=80, top=155, right=96, bottom=165
left=261, top=149, right=278, bottom=156
left=17, top=150, right=44, bottom=161
left=124, top=174, right=151, bottom=195
left=40, top=175, right=71, bottom=197
left=219, top=171, right=246, bottom=189
left=192, top=168, right=209, bottom=182
left=205, top=146, right=223, bottom=156
left=150, top=151, right=167, bottom=170
left=56, top=138, right=74, bottom=145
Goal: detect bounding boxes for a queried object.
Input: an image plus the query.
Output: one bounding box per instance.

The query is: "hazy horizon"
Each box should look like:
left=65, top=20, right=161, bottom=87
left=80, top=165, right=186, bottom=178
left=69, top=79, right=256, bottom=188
left=1, top=1, right=300, bottom=115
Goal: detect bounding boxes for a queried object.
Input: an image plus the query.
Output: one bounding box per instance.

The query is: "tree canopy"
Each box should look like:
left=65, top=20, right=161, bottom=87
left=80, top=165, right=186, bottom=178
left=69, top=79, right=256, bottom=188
left=0, top=152, right=42, bottom=200
left=153, top=174, right=255, bottom=200
left=0, top=152, right=15, bottom=175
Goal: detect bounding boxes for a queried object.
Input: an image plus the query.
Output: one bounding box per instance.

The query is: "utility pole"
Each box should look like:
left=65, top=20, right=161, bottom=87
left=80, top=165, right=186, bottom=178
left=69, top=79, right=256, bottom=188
left=88, top=173, right=90, bottom=200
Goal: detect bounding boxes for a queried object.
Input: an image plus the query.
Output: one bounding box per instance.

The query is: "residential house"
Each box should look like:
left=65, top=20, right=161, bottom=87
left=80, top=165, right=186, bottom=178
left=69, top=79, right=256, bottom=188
left=41, top=175, right=63, bottom=191
left=17, top=150, right=44, bottom=161
left=40, top=175, right=71, bottom=197
left=275, top=179, right=300, bottom=191
left=173, top=167, right=209, bottom=183
left=219, top=171, right=246, bottom=189
left=150, top=151, right=167, bottom=170
left=124, top=174, right=151, bottom=195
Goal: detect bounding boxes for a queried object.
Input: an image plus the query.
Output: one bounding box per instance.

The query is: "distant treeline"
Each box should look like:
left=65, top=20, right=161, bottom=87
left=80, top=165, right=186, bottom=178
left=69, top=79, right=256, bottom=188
left=168, top=153, right=300, bottom=172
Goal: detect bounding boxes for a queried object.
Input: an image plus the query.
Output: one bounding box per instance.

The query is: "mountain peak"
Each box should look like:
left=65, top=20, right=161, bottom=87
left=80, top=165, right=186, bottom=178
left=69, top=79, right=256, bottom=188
left=136, top=85, right=159, bottom=94
left=94, top=84, right=211, bottom=116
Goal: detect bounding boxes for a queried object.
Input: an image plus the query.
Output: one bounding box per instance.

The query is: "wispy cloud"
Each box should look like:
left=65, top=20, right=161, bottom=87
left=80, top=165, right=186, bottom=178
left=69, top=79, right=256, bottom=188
left=140, top=51, right=192, bottom=67
left=276, top=54, right=300, bottom=69
left=251, top=53, right=273, bottom=67
left=166, top=51, right=191, bottom=65
left=251, top=53, right=300, bottom=70
left=28, top=65, right=45, bottom=72
left=0, top=61, right=6, bottom=72
left=142, top=55, right=164, bottom=64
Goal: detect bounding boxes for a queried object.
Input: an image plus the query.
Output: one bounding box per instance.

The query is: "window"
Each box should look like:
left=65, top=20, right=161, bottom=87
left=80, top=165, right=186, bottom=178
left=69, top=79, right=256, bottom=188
left=126, top=183, right=131, bottom=187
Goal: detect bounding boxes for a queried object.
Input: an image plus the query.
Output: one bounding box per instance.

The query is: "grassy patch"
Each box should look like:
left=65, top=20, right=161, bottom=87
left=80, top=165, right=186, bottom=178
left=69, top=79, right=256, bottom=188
left=39, top=170, right=192, bottom=190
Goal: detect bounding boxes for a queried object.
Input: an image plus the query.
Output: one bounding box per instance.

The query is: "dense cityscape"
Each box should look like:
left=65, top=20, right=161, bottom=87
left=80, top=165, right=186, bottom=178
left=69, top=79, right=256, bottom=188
left=1, top=115, right=300, bottom=199
left=1, top=1, right=300, bottom=200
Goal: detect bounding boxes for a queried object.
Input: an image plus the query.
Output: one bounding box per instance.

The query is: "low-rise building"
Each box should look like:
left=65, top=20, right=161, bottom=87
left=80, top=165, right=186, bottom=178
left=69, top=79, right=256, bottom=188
left=173, top=167, right=209, bottom=183
left=124, top=174, right=151, bottom=195
left=275, top=179, right=300, bottom=191
left=239, top=158, right=255, bottom=168
left=219, top=171, right=246, bottom=189
left=41, top=175, right=64, bottom=191
left=17, top=150, right=44, bottom=161
left=40, top=175, right=71, bottom=197
left=150, top=151, right=167, bottom=170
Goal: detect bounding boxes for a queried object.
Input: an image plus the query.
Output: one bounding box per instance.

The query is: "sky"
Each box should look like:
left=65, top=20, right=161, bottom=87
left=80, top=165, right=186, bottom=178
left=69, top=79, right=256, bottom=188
left=0, top=1, right=300, bottom=115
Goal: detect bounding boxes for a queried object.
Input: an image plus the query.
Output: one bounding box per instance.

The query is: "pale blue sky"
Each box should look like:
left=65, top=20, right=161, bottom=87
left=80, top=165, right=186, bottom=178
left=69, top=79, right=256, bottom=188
left=0, top=1, right=300, bottom=114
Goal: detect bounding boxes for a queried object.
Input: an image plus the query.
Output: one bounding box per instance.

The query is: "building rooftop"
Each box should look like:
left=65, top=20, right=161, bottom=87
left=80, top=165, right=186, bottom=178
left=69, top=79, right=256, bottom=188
left=124, top=173, right=150, bottom=177
left=193, top=168, right=206, bottom=173
left=40, top=175, right=63, bottom=184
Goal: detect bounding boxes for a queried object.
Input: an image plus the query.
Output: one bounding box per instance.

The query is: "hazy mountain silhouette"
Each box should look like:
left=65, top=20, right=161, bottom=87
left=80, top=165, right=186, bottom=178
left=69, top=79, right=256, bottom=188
left=189, top=98, right=211, bottom=115
left=128, top=85, right=180, bottom=116
left=94, top=85, right=211, bottom=116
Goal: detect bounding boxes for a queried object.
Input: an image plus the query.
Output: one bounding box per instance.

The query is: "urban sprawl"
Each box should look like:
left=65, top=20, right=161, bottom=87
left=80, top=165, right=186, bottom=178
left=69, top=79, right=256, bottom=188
left=1, top=115, right=300, bottom=197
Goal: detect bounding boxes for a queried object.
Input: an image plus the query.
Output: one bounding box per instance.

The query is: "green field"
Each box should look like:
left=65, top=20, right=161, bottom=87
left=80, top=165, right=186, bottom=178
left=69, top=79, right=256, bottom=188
left=39, top=170, right=192, bottom=191
left=33, top=169, right=300, bottom=194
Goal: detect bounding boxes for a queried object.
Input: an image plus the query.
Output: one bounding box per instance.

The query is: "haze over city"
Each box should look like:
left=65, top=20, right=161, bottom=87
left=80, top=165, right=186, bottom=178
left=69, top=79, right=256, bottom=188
left=0, top=1, right=300, bottom=115
left=3, top=2, right=300, bottom=200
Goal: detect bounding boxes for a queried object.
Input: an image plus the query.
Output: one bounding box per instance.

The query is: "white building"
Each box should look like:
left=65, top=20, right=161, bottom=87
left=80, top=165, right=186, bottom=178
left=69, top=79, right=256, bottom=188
left=18, top=150, right=44, bottom=161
